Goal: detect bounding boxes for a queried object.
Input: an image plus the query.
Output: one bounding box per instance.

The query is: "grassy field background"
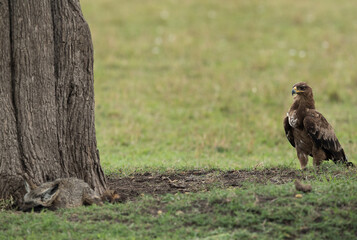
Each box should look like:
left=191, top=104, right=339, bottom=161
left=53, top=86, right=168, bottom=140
left=84, top=0, right=357, bottom=173
left=1, top=0, right=357, bottom=239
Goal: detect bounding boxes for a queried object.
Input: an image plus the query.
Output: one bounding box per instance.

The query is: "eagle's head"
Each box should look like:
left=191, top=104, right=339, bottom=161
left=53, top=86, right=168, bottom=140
left=292, top=82, right=313, bottom=97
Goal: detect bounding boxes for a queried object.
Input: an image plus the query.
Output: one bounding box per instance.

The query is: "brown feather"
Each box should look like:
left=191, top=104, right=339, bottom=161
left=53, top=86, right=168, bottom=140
left=284, top=82, right=353, bottom=168
left=303, top=110, right=346, bottom=163
left=283, top=116, right=295, bottom=147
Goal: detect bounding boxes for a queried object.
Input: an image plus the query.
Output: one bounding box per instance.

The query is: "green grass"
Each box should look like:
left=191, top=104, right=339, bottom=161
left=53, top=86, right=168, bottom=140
left=2, top=166, right=357, bottom=239
left=2, top=0, right=357, bottom=239
left=83, top=0, right=357, bottom=173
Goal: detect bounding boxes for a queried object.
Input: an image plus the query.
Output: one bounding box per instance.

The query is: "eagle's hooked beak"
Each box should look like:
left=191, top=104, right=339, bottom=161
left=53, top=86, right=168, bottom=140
left=292, top=86, right=303, bottom=95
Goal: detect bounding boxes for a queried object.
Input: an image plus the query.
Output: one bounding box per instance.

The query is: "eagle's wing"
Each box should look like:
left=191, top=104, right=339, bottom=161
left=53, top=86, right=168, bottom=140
left=303, top=110, right=347, bottom=162
left=283, top=116, right=295, bottom=147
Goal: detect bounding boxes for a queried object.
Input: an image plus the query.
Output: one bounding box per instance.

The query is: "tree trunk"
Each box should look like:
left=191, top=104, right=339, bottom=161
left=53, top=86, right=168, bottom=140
left=0, top=0, right=107, bottom=206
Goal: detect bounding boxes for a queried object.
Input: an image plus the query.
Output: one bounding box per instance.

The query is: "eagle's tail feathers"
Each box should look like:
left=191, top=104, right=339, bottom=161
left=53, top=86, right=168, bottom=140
left=335, top=149, right=354, bottom=167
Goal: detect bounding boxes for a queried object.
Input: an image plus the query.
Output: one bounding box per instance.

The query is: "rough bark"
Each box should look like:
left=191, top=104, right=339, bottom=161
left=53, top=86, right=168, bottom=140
left=0, top=0, right=107, bottom=206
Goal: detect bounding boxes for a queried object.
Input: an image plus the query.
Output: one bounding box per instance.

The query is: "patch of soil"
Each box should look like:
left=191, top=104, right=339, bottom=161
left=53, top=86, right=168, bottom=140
left=107, top=168, right=311, bottom=202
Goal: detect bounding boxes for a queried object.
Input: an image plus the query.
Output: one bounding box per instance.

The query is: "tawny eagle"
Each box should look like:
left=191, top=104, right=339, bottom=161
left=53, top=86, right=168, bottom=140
left=283, top=82, right=353, bottom=169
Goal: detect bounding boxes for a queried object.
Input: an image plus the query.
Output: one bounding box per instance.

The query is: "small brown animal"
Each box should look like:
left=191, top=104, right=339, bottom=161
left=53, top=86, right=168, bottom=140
left=283, top=82, right=353, bottom=169
left=22, top=178, right=103, bottom=211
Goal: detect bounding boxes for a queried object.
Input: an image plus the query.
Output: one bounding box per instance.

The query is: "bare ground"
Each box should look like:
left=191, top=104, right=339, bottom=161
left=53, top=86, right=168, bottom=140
left=107, top=168, right=313, bottom=202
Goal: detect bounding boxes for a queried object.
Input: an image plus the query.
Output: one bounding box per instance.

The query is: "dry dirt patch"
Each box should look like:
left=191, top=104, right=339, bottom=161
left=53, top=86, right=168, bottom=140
left=107, top=168, right=310, bottom=202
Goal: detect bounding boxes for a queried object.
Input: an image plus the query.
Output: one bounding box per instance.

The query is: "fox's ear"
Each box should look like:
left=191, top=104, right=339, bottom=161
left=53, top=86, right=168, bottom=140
left=24, top=181, right=32, bottom=193
left=24, top=179, right=37, bottom=193
left=41, top=183, right=60, bottom=206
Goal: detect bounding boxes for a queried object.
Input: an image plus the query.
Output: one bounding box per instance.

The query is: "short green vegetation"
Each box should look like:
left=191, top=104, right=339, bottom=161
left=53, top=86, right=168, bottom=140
left=2, top=166, right=357, bottom=239
left=2, top=0, right=357, bottom=239
left=86, top=0, right=356, bottom=173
